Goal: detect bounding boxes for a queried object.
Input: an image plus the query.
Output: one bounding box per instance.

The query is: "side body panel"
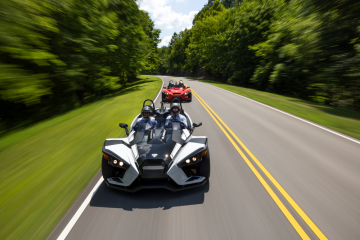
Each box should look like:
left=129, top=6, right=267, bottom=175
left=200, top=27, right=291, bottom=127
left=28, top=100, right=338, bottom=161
left=183, top=112, right=193, bottom=131
left=103, top=137, right=139, bottom=186
left=167, top=136, right=208, bottom=185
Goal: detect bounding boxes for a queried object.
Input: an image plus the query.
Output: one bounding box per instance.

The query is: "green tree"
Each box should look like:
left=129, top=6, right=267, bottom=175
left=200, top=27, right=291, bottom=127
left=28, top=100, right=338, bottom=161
left=148, top=0, right=360, bottom=110
left=0, top=0, right=161, bottom=130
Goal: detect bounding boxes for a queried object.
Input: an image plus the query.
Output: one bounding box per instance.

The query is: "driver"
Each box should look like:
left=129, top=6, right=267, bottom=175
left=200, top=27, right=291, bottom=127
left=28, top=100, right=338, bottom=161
left=135, top=106, right=157, bottom=129
left=179, top=80, right=185, bottom=88
left=165, top=103, right=188, bottom=128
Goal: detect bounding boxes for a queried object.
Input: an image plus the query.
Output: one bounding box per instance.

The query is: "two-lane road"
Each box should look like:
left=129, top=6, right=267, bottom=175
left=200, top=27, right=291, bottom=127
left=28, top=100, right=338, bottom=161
left=49, top=76, right=360, bottom=240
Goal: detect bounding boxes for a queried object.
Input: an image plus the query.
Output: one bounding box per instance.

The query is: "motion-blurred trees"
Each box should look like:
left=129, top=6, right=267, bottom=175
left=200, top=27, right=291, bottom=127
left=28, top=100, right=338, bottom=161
left=0, top=0, right=160, bottom=131
left=251, top=0, right=360, bottom=105
left=155, top=0, right=360, bottom=110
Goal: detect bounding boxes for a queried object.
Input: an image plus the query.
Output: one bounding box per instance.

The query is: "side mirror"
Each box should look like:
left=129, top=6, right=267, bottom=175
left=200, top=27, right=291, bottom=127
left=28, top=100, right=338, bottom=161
left=187, top=86, right=190, bottom=88
left=163, top=87, right=166, bottom=89
left=119, top=123, right=129, bottom=136
left=193, top=122, right=202, bottom=128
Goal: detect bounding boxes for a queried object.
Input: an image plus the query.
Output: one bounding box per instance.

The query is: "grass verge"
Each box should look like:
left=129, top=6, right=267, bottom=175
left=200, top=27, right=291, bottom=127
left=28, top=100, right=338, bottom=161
left=0, top=76, right=162, bottom=240
left=187, top=78, right=360, bottom=140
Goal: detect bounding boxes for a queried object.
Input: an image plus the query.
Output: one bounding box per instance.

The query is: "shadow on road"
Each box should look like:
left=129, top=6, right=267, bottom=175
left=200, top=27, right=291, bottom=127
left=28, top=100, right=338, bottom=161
left=90, top=181, right=210, bottom=211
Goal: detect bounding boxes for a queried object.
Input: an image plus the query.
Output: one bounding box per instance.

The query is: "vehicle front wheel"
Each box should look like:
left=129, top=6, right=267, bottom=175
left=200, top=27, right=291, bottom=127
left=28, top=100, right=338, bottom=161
left=102, top=156, right=114, bottom=180
left=199, top=148, right=210, bottom=179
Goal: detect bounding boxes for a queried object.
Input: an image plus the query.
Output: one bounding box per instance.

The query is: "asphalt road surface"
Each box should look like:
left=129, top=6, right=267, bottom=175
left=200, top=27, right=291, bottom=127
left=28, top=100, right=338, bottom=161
left=48, top=76, right=360, bottom=240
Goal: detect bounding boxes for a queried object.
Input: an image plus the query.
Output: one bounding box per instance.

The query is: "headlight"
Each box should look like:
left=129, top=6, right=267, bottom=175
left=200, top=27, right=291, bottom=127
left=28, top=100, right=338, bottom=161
left=103, top=152, right=130, bottom=170
left=177, top=149, right=207, bottom=168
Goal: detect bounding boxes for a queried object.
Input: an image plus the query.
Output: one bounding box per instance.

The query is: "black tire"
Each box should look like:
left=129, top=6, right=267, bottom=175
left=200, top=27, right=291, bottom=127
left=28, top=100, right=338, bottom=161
left=102, top=156, right=114, bottom=180
left=188, top=93, right=192, bottom=102
left=199, top=148, right=210, bottom=179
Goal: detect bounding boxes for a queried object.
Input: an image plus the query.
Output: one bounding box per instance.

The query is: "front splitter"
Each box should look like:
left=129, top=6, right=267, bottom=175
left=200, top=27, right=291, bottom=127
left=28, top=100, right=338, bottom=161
left=105, top=178, right=207, bottom=192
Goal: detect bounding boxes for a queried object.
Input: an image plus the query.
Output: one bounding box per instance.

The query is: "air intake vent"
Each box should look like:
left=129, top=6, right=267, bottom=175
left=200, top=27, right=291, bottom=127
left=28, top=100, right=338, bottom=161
left=143, top=159, right=165, bottom=167
left=108, top=177, right=125, bottom=186
left=111, top=177, right=123, bottom=183
left=186, top=176, right=201, bottom=182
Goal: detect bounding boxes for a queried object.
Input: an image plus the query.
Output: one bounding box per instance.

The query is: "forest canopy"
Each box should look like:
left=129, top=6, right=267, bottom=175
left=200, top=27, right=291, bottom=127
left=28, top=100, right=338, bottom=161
left=2, top=0, right=360, bottom=132
left=149, top=0, right=360, bottom=110
left=0, top=0, right=160, bottom=131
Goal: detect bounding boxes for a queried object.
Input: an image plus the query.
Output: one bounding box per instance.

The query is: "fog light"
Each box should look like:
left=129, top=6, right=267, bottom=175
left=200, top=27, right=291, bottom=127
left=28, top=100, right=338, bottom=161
left=186, top=159, right=190, bottom=164
left=192, top=157, right=197, bottom=162
left=119, top=161, right=124, bottom=167
left=113, top=160, right=118, bottom=165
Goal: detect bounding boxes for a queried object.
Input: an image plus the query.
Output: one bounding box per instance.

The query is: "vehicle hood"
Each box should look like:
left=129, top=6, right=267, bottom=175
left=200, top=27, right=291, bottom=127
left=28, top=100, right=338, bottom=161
left=136, top=130, right=176, bottom=166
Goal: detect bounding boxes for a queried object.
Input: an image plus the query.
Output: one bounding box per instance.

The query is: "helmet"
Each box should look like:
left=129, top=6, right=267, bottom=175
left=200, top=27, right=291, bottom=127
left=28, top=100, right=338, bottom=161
left=141, top=106, right=152, bottom=119
left=170, top=103, right=181, bottom=117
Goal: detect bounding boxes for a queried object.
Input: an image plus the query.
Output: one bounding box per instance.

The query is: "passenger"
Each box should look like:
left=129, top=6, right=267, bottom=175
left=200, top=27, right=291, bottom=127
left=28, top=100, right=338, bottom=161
left=134, top=106, right=157, bottom=130
left=168, top=81, right=175, bottom=89
left=165, top=103, right=188, bottom=128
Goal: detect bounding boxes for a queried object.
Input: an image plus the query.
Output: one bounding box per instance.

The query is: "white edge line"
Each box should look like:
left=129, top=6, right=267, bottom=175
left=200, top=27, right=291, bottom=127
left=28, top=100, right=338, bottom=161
left=154, top=76, right=164, bottom=102
left=57, top=177, right=103, bottom=240
left=181, top=77, right=360, bottom=145
left=56, top=76, right=164, bottom=240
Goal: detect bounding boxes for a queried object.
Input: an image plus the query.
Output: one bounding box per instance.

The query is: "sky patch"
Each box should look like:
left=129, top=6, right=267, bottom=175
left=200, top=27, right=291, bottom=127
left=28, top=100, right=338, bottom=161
left=139, top=0, right=207, bottom=47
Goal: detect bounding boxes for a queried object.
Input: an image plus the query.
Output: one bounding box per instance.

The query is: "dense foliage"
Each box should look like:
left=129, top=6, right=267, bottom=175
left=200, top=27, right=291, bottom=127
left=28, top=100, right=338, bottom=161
left=156, top=0, right=360, bottom=110
left=0, top=0, right=160, bottom=131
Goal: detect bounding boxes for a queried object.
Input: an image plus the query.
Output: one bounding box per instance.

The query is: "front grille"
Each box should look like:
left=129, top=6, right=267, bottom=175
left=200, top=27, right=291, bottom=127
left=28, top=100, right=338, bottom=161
left=141, top=159, right=167, bottom=179
left=142, top=159, right=165, bottom=167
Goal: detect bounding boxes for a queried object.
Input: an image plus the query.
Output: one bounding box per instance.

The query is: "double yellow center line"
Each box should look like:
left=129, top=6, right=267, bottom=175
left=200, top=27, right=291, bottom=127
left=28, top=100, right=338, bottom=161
left=173, top=78, right=327, bottom=240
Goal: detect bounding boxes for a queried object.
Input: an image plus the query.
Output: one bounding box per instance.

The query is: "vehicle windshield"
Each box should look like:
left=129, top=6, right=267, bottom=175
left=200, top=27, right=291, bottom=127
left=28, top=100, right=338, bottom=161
left=135, top=123, right=182, bottom=145
left=135, top=121, right=184, bottom=131
left=168, top=82, right=181, bottom=89
left=134, top=122, right=153, bottom=132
